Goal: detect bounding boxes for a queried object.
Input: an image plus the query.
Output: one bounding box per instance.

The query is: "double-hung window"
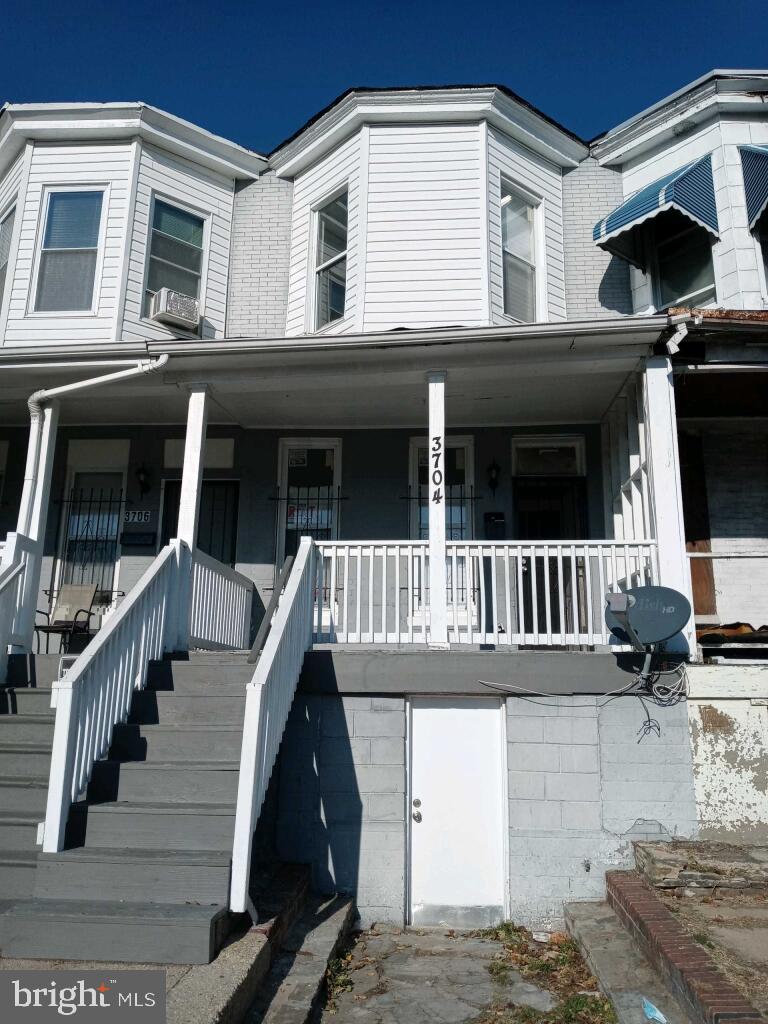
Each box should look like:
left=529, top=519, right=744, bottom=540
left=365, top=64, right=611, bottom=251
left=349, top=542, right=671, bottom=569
left=143, top=199, right=205, bottom=318
left=315, top=191, right=347, bottom=329
left=756, top=211, right=768, bottom=293
left=35, top=190, right=103, bottom=312
left=501, top=184, right=537, bottom=322
left=652, top=211, right=716, bottom=308
left=0, top=206, right=15, bottom=309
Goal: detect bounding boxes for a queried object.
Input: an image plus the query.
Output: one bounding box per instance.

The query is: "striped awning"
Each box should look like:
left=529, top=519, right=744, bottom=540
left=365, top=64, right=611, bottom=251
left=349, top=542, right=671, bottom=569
left=593, top=154, right=719, bottom=269
left=739, top=145, right=768, bottom=229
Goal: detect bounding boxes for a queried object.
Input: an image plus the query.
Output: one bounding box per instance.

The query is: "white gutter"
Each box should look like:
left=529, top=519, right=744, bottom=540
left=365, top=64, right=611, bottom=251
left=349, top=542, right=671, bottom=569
left=17, top=355, right=169, bottom=537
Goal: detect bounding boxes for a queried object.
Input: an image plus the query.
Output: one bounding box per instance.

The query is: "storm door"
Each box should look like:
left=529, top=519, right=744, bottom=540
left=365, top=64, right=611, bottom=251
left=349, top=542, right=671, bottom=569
left=55, top=471, right=124, bottom=607
left=161, top=479, right=240, bottom=565
left=276, top=440, right=342, bottom=565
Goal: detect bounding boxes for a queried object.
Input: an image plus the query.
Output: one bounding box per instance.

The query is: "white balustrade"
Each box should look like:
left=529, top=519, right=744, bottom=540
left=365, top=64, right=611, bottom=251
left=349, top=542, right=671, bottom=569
left=230, top=537, right=315, bottom=913
left=189, top=548, right=253, bottom=650
left=0, top=532, right=41, bottom=678
left=42, top=542, right=181, bottom=852
left=313, top=539, right=657, bottom=647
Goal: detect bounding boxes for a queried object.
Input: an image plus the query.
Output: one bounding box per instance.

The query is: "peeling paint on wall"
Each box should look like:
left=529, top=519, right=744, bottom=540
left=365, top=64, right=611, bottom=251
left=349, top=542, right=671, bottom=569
left=689, top=699, right=768, bottom=839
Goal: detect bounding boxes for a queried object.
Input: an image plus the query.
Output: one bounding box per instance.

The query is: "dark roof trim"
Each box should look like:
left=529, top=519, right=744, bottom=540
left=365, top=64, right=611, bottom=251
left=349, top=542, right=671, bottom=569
left=267, top=83, right=586, bottom=157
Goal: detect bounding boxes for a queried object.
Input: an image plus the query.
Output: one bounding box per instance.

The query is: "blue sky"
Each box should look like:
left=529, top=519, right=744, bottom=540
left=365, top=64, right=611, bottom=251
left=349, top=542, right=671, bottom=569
left=4, top=0, right=766, bottom=153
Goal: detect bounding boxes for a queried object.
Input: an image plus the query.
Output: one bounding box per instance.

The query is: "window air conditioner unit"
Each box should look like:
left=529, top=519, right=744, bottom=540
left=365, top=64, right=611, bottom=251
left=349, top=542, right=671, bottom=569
left=149, top=287, right=200, bottom=330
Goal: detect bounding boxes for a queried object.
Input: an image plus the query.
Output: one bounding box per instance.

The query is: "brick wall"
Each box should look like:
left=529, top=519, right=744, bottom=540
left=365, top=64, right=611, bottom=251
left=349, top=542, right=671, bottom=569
left=561, top=158, right=633, bottom=319
left=275, top=695, right=406, bottom=925
left=506, top=695, right=698, bottom=929
left=226, top=171, right=293, bottom=337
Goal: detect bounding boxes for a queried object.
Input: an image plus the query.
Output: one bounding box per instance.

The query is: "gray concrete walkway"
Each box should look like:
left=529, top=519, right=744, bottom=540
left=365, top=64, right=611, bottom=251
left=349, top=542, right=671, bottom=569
left=317, top=927, right=556, bottom=1023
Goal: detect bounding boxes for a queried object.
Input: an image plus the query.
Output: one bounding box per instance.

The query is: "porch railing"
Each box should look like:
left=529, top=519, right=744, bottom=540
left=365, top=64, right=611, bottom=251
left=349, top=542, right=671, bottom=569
left=42, top=542, right=182, bottom=852
left=0, top=532, right=42, bottom=677
left=312, top=539, right=657, bottom=647
left=230, top=537, right=315, bottom=913
left=190, top=547, right=253, bottom=650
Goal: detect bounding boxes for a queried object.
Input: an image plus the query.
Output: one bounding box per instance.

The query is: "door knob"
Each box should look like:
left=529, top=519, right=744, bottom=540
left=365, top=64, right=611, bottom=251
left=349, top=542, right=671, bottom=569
left=412, top=810, right=422, bottom=823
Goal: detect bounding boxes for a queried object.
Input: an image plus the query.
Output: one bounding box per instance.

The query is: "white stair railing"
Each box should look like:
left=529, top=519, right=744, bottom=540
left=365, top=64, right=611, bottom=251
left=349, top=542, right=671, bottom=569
left=190, top=547, right=253, bottom=650
left=42, top=541, right=182, bottom=852
left=0, top=532, right=41, bottom=680
left=230, top=537, right=315, bottom=914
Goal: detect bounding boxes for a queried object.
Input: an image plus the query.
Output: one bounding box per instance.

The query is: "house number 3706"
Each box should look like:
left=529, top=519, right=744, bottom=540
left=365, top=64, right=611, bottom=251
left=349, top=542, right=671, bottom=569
left=431, top=435, right=443, bottom=505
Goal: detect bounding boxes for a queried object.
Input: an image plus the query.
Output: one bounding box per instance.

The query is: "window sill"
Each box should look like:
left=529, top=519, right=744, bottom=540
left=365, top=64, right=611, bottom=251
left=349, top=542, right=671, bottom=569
left=24, top=308, right=101, bottom=319
left=308, top=316, right=352, bottom=336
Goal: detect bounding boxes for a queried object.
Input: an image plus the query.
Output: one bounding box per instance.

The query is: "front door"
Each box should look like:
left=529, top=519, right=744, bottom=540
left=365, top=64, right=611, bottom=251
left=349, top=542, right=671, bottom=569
left=56, top=471, right=124, bottom=607
left=161, top=479, right=240, bottom=565
left=277, top=439, right=342, bottom=564
left=409, top=697, right=506, bottom=928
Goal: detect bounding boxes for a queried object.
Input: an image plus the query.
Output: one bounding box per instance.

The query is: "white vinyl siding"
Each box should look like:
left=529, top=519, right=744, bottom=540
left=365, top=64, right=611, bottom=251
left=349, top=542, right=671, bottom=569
left=364, top=123, right=485, bottom=330
left=285, top=133, right=361, bottom=336
left=4, top=142, right=133, bottom=345
left=121, top=143, right=233, bottom=341
left=488, top=126, right=566, bottom=323
left=0, top=206, right=16, bottom=310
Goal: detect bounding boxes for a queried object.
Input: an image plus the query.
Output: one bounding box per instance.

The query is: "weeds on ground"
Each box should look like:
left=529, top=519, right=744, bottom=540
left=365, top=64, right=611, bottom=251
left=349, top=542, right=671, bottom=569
left=324, top=954, right=354, bottom=1012
left=473, top=923, right=617, bottom=1024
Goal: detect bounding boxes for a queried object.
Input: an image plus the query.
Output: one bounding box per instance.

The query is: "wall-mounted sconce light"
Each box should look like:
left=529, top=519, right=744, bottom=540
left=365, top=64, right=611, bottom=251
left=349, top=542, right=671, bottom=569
left=135, top=464, right=152, bottom=497
left=487, top=459, right=500, bottom=495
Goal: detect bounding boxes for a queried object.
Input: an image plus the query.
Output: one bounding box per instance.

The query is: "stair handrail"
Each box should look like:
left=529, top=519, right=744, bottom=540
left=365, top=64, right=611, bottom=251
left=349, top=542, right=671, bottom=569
left=42, top=541, right=183, bottom=852
left=0, top=532, right=39, bottom=681
left=247, top=555, right=295, bottom=665
left=230, top=537, right=315, bottom=913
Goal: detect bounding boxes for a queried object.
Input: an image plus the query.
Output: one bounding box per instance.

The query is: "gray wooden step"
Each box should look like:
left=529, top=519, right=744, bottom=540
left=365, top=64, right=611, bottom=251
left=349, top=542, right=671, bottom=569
left=0, top=851, right=38, bottom=898
left=147, top=660, right=253, bottom=693
left=89, top=761, right=240, bottom=804
left=81, top=801, right=237, bottom=851
left=0, top=687, right=53, bottom=715
left=0, top=810, right=40, bottom=851
left=129, top=691, right=246, bottom=725
left=0, top=743, right=52, bottom=776
left=6, top=654, right=63, bottom=689
left=0, top=714, right=56, bottom=743
left=0, top=898, right=233, bottom=964
left=0, top=778, right=49, bottom=814
left=35, top=847, right=232, bottom=905
left=110, top=722, right=243, bottom=762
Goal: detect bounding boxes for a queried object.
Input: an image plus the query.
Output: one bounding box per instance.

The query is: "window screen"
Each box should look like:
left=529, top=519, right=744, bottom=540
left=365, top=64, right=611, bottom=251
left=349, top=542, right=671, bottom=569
left=35, top=191, right=103, bottom=311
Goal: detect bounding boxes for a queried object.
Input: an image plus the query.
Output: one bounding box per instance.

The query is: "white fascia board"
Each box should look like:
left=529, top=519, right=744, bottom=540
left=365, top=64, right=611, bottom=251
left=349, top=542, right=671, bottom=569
left=270, top=88, right=587, bottom=177
left=593, top=74, right=768, bottom=166
left=0, top=102, right=267, bottom=180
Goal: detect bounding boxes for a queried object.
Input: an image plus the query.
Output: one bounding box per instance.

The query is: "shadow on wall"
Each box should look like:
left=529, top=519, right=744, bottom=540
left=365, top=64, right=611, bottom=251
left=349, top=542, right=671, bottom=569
left=274, top=688, right=364, bottom=907
left=597, top=257, right=633, bottom=316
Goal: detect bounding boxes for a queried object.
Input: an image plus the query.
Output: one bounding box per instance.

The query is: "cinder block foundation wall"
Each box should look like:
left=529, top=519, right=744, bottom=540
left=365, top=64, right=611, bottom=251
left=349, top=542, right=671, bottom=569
left=274, top=690, right=698, bottom=930
left=506, top=695, right=698, bottom=929
left=275, top=694, right=407, bottom=925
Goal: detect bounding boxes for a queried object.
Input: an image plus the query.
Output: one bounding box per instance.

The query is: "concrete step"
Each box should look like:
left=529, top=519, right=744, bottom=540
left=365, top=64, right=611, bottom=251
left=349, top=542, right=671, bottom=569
left=6, top=654, right=63, bottom=689
left=0, top=898, right=234, bottom=964
left=129, top=691, right=246, bottom=726
left=147, top=660, right=253, bottom=693
left=0, top=778, right=49, bottom=814
left=35, top=847, right=232, bottom=905
left=0, top=713, right=56, bottom=744
left=246, top=895, right=355, bottom=1023
left=110, top=723, right=243, bottom=763
left=0, top=686, right=53, bottom=715
left=0, top=743, right=52, bottom=776
left=79, top=801, right=237, bottom=851
left=88, top=761, right=240, bottom=804
left=0, top=851, right=38, bottom=898
left=0, top=810, right=40, bottom=851
left=565, top=901, right=689, bottom=1024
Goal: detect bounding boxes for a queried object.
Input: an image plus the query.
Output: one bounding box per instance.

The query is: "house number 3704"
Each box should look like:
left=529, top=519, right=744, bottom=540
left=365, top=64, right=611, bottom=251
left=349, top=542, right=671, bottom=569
left=431, top=435, right=443, bottom=505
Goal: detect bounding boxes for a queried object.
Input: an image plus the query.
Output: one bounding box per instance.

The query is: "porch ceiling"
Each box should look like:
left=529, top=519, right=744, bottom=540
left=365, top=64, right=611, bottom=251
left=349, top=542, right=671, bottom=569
left=0, top=323, right=658, bottom=428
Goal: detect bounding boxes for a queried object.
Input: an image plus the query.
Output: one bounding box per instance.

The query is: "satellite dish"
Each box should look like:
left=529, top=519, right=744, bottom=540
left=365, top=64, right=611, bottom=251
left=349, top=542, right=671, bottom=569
left=605, top=586, right=691, bottom=647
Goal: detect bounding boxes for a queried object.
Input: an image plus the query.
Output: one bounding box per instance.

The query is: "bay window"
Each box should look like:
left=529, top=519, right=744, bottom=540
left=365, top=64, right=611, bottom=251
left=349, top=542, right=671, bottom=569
left=315, top=191, right=347, bottom=329
left=501, top=184, right=537, bottom=322
left=143, top=199, right=205, bottom=317
left=35, top=190, right=103, bottom=312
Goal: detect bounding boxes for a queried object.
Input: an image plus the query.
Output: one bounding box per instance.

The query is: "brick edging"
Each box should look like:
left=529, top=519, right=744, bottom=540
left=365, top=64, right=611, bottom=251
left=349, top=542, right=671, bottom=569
left=606, top=870, right=764, bottom=1024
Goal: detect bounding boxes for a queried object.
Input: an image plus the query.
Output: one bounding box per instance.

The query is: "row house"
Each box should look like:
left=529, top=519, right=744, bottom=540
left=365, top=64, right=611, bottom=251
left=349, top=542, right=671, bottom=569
left=0, top=70, right=765, bottom=963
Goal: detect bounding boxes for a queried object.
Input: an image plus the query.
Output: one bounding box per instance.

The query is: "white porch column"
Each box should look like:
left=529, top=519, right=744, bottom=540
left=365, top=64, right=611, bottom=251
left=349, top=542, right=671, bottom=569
left=426, top=372, right=448, bottom=647
left=13, top=400, right=60, bottom=651
left=174, top=385, right=209, bottom=651
left=644, top=356, right=696, bottom=654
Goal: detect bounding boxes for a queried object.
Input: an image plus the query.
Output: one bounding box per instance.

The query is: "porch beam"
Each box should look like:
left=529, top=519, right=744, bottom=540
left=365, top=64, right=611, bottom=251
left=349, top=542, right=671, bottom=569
left=644, top=356, right=696, bottom=655
left=174, top=384, right=209, bottom=651
left=427, top=372, right=448, bottom=647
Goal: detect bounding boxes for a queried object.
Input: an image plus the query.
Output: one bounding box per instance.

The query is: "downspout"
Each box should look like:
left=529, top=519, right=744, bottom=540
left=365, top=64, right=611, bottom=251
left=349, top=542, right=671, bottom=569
left=664, top=312, right=702, bottom=355
left=17, top=354, right=170, bottom=536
